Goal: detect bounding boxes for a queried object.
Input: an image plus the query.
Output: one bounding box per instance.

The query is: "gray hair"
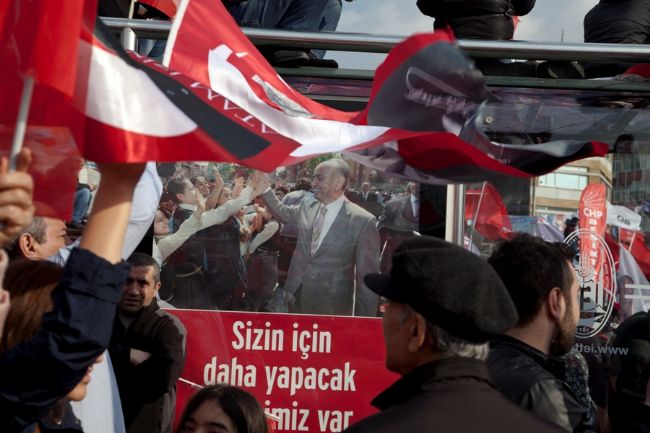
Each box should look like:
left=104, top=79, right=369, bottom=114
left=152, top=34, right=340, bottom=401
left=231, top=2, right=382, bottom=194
left=6, top=217, right=48, bottom=260
left=320, top=159, right=350, bottom=190
left=426, top=321, right=489, bottom=361
left=400, top=305, right=488, bottom=361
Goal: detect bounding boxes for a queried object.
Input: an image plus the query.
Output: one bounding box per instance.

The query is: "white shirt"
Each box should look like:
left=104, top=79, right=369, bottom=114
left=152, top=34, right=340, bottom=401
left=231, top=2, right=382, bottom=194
left=50, top=162, right=163, bottom=266
left=312, top=194, right=346, bottom=251
left=153, top=187, right=255, bottom=265
left=410, top=194, right=420, bottom=224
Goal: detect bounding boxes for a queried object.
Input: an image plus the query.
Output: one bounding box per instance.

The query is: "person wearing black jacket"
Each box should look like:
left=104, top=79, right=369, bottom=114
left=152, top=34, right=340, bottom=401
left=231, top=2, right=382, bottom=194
left=109, top=253, right=186, bottom=433
left=0, top=155, right=145, bottom=433
left=585, top=0, right=650, bottom=44
left=343, top=236, right=565, bottom=433
left=487, top=234, right=597, bottom=433
left=416, top=0, right=536, bottom=40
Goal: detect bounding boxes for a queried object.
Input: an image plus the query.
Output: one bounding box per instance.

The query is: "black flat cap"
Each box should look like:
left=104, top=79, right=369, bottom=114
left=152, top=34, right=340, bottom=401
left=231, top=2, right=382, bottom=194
left=365, top=236, right=518, bottom=343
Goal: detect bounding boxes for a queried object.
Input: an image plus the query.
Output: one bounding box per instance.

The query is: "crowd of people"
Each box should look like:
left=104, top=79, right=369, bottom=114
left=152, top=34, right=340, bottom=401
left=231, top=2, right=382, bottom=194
left=3, top=2, right=650, bottom=433
left=151, top=159, right=427, bottom=316
left=0, top=152, right=644, bottom=433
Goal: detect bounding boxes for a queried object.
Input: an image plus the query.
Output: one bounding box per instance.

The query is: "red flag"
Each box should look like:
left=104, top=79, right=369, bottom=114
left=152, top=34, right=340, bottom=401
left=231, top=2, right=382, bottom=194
left=139, top=0, right=178, bottom=18
left=0, top=0, right=86, bottom=97
left=0, top=0, right=95, bottom=219
left=162, top=0, right=607, bottom=181
left=578, top=184, right=607, bottom=277
left=465, top=182, right=512, bottom=241
left=628, top=235, right=650, bottom=279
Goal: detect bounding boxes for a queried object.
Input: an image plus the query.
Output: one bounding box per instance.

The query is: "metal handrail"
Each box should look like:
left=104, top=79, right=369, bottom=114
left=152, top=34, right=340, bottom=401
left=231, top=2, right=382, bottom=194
left=100, top=16, right=650, bottom=63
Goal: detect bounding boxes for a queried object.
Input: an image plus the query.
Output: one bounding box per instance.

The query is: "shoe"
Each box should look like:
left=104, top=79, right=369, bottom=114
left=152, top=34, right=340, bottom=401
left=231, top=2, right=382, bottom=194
left=265, top=50, right=310, bottom=67
left=536, top=61, right=585, bottom=79
left=306, top=52, right=338, bottom=68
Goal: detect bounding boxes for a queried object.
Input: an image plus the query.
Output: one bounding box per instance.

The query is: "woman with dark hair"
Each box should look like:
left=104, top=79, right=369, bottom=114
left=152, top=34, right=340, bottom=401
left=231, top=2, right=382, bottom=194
left=176, top=385, right=269, bottom=433
left=1, top=259, right=105, bottom=431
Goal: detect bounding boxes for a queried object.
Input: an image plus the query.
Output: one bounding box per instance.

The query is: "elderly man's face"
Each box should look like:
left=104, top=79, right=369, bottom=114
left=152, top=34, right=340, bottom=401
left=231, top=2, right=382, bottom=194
left=311, top=164, right=344, bottom=204
left=361, top=183, right=370, bottom=193
left=382, top=300, right=417, bottom=375
left=22, top=217, right=68, bottom=260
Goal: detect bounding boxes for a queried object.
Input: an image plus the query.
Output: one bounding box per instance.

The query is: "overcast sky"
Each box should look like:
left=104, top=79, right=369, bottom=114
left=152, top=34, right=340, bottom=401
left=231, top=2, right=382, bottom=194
left=330, top=0, right=599, bottom=68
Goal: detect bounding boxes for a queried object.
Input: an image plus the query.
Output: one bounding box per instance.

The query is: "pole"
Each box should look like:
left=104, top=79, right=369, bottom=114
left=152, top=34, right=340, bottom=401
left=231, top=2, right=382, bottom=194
left=469, top=182, right=486, bottom=242
left=121, top=27, right=138, bottom=51
left=9, top=76, right=35, bottom=171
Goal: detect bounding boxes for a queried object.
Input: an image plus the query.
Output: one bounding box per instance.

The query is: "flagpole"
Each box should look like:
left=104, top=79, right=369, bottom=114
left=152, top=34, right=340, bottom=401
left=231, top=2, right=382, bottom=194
left=128, top=0, right=137, bottom=19
left=629, top=230, right=636, bottom=252
left=9, top=76, right=35, bottom=171
left=470, top=182, right=486, bottom=241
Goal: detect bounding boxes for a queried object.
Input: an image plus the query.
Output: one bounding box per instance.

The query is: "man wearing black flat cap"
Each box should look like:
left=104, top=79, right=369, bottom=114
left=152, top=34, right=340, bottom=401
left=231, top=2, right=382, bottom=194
left=343, top=236, right=565, bottom=433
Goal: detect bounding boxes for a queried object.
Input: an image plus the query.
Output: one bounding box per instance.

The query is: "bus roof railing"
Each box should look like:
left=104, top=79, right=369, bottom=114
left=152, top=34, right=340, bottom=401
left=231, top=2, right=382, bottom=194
left=100, top=17, right=650, bottom=63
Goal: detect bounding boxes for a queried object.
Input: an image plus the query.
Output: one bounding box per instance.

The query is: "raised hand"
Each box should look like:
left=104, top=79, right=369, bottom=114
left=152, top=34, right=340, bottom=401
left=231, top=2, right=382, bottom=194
left=214, top=172, right=224, bottom=189
left=193, top=190, right=205, bottom=220
left=0, top=149, right=34, bottom=247
left=252, top=171, right=271, bottom=197
left=232, top=176, right=245, bottom=198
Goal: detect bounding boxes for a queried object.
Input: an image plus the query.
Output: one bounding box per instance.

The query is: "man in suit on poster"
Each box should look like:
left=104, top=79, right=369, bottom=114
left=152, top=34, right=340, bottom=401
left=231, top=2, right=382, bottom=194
left=258, top=159, right=380, bottom=316
left=377, top=182, right=420, bottom=273
left=352, top=182, right=383, bottom=218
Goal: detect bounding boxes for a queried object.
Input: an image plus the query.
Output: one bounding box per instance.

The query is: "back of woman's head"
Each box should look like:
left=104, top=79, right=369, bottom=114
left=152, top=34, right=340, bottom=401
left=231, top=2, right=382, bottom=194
left=0, top=259, right=63, bottom=352
left=177, top=384, right=268, bottom=433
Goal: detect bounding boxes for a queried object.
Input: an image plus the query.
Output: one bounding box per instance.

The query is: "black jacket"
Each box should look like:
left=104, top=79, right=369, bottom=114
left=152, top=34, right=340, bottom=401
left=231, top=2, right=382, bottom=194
left=417, top=0, right=536, bottom=40
left=0, top=249, right=128, bottom=433
left=343, top=357, right=566, bottom=433
left=584, top=0, right=650, bottom=44
left=488, top=336, right=597, bottom=432
left=109, top=299, right=187, bottom=433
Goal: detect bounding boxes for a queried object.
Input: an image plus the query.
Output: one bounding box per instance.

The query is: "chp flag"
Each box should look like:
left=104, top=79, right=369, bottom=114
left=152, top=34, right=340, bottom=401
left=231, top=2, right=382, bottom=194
left=161, top=0, right=608, bottom=182
left=578, top=184, right=608, bottom=278
left=606, top=202, right=642, bottom=231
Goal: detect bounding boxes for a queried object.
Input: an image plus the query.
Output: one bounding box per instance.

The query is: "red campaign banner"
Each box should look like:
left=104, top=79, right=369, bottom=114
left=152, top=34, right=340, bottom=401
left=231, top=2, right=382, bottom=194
left=169, top=310, right=397, bottom=433
left=578, top=184, right=607, bottom=277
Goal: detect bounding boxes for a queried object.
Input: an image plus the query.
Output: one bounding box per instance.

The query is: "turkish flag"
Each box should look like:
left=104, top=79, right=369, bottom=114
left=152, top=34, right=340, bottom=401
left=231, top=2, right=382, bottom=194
left=139, top=0, right=178, bottom=18
left=465, top=182, right=512, bottom=241
left=628, top=235, right=650, bottom=279
left=0, top=0, right=95, bottom=219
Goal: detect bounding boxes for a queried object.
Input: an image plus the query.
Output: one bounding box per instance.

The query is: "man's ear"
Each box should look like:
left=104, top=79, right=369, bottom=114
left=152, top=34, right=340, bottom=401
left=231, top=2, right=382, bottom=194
left=154, top=281, right=161, bottom=294
left=547, top=287, right=566, bottom=322
left=407, top=312, right=428, bottom=353
left=18, top=234, right=40, bottom=259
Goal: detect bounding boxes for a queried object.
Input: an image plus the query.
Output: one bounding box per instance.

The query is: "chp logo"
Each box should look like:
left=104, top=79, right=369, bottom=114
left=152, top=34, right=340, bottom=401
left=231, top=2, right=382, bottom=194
left=565, top=229, right=616, bottom=339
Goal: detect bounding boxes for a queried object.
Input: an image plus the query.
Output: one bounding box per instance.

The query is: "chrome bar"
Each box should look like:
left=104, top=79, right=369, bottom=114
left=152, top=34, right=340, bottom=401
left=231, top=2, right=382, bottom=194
left=120, top=27, right=138, bottom=51
left=445, top=184, right=465, bottom=246
left=100, top=17, right=650, bottom=62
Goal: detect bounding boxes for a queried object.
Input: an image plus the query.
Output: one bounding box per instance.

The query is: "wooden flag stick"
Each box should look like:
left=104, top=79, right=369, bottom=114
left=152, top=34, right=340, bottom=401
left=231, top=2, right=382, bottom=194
left=9, top=76, right=34, bottom=171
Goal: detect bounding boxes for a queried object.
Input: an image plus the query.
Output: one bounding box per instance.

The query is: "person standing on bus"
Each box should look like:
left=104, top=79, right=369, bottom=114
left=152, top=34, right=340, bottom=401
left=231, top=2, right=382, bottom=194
left=224, top=0, right=345, bottom=67
left=585, top=0, right=650, bottom=45
left=343, top=236, right=565, bottom=433
left=416, top=0, right=536, bottom=40
left=258, top=159, right=381, bottom=316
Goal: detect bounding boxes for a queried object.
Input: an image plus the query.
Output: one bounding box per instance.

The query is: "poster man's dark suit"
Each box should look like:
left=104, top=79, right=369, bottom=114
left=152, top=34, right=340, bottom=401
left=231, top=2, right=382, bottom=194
left=352, top=191, right=383, bottom=218
left=377, top=195, right=418, bottom=273
left=262, top=190, right=380, bottom=316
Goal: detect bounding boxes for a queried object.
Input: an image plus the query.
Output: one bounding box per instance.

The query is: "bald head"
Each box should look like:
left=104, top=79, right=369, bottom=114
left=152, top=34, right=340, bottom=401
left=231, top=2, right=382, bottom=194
left=311, top=159, right=350, bottom=204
